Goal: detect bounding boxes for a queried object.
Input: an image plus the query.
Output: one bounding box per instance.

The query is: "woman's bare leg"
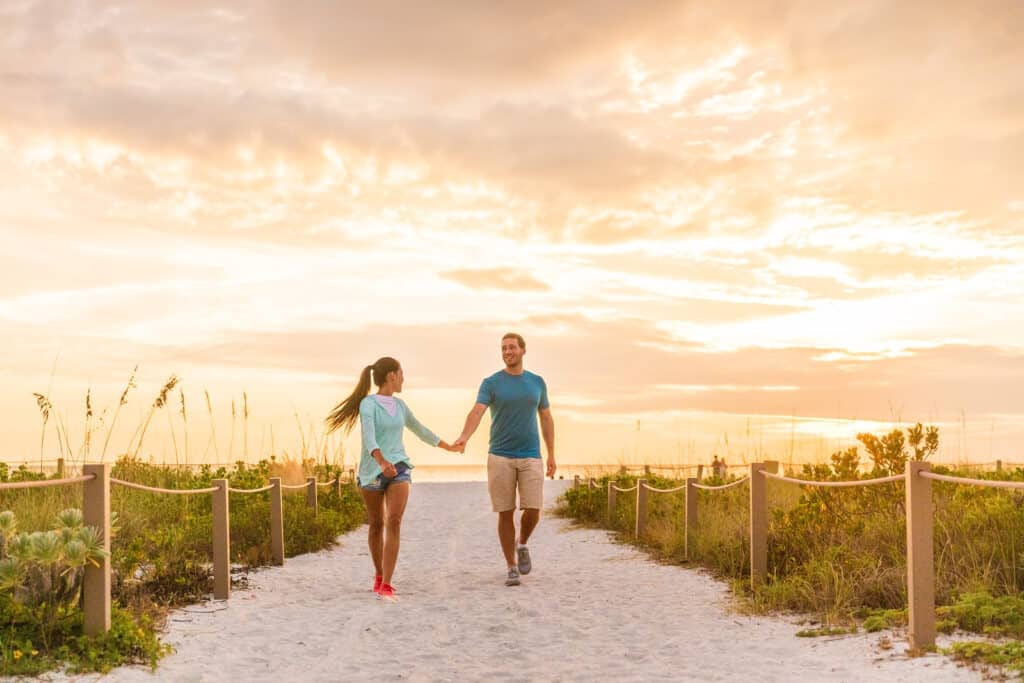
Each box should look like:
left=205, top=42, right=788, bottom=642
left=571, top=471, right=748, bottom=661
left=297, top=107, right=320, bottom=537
left=381, top=482, right=410, bottom=585
left=360, top=488, right=386, bottom=577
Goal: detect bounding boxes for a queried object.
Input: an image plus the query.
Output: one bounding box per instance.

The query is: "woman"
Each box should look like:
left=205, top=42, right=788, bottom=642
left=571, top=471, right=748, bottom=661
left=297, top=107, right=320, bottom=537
left=326, top=357, right=460, bottom=601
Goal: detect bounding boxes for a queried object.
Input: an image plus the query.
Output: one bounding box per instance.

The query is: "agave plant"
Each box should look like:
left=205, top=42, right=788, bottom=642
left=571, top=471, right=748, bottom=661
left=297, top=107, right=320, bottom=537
left=0, top=510, right=15, bottom=556
left=7, top=532, right=33, bottom=561
left=55, top=508, right=84, bottom=529
left=29, top=531, right=64, bottom=564
left=0, top=557, right=24, bottom=590
left=0, top=509, right=109, bottom=648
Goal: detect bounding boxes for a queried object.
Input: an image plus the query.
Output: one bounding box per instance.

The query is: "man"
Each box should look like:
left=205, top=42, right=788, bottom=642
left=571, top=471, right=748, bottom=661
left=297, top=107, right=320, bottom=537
left=454, top=332, right=556, bottom=586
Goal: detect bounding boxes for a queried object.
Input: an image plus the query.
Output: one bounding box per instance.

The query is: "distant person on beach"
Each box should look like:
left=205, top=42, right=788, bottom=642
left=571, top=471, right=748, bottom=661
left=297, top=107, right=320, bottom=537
left=325, top=356, right=462, bottom=602
left=454, top=332, right=556, bottom=587
left=712, top=455, right=726, bottom=479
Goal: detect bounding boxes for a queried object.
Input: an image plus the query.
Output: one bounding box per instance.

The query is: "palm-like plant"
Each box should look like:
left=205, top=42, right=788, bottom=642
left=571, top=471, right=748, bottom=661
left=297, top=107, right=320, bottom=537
left=0, top=557, right=24, bottom=590
left=0, top=509, right=110, bottom=648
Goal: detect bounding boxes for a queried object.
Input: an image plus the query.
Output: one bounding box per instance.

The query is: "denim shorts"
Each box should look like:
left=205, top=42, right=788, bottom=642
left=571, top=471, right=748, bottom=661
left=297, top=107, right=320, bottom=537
left=360, top=461, right=412, bottom=491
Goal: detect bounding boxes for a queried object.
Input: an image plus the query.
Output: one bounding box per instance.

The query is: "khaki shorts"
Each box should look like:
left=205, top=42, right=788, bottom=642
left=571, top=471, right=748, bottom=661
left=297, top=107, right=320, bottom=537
left=487, top=454, right=544, bottom=512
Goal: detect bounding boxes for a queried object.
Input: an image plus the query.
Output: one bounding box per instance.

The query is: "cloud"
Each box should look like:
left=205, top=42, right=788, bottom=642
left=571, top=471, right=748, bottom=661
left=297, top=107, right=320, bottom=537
left=441, top=268, right=550, bottom=292
left=138, top=315, right=1024, bottom=421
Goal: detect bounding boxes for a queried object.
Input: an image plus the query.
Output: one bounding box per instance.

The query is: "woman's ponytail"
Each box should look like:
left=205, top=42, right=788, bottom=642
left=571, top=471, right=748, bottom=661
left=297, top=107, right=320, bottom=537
left=325, top=365, right=374, bottom=434
left=324, top=357, right=401, bottom=434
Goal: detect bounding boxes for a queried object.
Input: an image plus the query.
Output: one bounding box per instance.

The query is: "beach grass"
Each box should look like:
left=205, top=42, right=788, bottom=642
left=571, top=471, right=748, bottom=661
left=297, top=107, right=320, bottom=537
left=2, top=372, right=366, bottom=675
left=558, top=425, right=1024, bottom=675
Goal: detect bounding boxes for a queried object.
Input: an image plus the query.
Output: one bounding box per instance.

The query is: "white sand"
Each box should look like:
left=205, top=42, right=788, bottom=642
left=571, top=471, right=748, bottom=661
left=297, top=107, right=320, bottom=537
left=51, top=481, right=978, bottom=682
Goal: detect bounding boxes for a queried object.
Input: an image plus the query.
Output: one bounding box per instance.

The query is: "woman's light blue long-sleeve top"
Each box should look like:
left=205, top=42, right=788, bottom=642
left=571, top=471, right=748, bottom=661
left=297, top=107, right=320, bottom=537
left=357, top=395, right=440, bottom=487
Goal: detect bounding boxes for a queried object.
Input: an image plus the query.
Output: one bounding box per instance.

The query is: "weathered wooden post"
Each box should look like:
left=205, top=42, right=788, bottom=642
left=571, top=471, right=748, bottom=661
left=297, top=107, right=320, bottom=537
left=906, top=461, right=936, bottom=652
left=685, top=477, right=698, bottom=561
left=269, top=477, right=285, bottom=566
left=997, top=459, right=1003, bottom=473
left=607, top=480, right=617, bottom=523
left=644, top=465, right=651, bottom=476
left=306, top=477, right=318, bottom=517
left=696, top=464, right=704, bottom=480
left=56, top=458, right=65, bottom=477
left=749, top=462, right=768, bottom=588
left=82, top=463, right=111, bottom=635
left=212, top=478, right=230, bottom=599
left=348, top=468, right=356, bottom=486
left=635, top=480, right=648, bottom=539
left=334, top=473, right=342, bottom=499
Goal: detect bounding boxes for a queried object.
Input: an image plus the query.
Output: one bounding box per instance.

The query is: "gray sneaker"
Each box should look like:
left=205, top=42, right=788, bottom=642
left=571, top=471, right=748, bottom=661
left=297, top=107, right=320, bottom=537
left=516, top=546, right=532, bottom=575
left=505, top=566, right=521, bottom=586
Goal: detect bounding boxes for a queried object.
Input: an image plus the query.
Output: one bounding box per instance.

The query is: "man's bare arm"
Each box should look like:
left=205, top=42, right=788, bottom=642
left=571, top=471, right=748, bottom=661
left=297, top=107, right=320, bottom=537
left=454, top=403, right=488, bottom=448
left=539, top=407, right=556, bottom=478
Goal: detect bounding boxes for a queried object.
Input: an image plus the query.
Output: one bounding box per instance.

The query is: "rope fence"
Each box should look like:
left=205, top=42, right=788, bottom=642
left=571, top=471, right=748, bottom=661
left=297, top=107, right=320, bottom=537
left=573, top=459, right=1024, bottom=653
left=228, top=484, right=275, bottom=494
left=918, top=471, right=1024, bottom=489
left=692, top=476, right=749, bottom=491
left=0, top=465, right=353, bottom=638
left=0, top=474, right=94, bottom=490
left=760, top=471, right=903, bottom=487
left=111, top=478, right=219, bottom=494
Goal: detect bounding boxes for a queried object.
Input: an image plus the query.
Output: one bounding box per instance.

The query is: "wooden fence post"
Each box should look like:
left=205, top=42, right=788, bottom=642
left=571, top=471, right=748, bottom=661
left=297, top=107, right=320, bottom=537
left=348, top=468, right=356, bottom=486
left=56, top=458, right=65, bottom=477
left=269, top=477, right=285, bottom=566
left=607, top=481, right=617, bottom=523
left=212, top=478, right=230, bottom=600
left=696, top=464, right=704, bottom=480
left=906, top=461, right=936, bottom=652
left=635, top=480, right=648, bottom=539
left=685, top=477, right=698, bottom=561
left=644, top=465, right=651, bottom=476
left=306, top=477, right=318, bottom=517
left=997, top=459, right=1003, bottom=473
left=82, top=463, right=111, bottom=636
left=749, top=462, right=768, bottom=588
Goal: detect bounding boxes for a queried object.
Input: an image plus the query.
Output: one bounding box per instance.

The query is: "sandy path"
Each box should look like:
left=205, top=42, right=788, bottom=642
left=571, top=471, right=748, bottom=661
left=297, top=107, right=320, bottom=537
left=54, top=481, right=977, bottom=682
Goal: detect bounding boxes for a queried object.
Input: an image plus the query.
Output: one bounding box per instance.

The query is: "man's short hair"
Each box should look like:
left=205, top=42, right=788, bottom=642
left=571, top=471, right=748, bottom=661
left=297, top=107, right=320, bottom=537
left=502, top=332, right=525, bottom=350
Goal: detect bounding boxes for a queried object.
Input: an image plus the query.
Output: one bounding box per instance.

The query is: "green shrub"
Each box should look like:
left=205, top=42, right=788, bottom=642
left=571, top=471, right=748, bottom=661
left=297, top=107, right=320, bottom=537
left=0, top=455, right=365, bottom=675
left=558, top=424, right=1024, bottom=636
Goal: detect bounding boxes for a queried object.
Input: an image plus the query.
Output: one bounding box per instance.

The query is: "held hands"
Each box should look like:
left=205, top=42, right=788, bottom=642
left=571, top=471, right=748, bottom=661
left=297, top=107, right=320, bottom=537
left=546, top=457, right=557, bottom=479
left=440, top=439, right=465, bottom=454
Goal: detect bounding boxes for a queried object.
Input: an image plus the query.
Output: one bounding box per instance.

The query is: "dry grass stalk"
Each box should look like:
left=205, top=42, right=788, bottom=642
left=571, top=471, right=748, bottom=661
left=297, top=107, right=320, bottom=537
left=227, top=399, right=237, bottom=461
left=130, top=375, right=180, bottom=460
left=100, top=366, right=137, bottom=463
left=203, top=389, right=219, bottom=461
left=243, top=392, right=249, bottom=461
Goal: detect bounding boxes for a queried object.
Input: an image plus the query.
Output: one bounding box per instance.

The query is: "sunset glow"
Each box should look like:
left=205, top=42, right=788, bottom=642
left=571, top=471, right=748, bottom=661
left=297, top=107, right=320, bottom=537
left=2, top=2, right=1022, bottom=470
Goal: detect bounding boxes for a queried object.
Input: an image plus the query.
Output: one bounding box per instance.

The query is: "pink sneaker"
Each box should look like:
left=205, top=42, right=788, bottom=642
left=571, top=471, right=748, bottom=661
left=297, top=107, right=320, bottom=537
left=372, top=575, right=383, bottom=593
left=377, top=583, right=398, bottom=602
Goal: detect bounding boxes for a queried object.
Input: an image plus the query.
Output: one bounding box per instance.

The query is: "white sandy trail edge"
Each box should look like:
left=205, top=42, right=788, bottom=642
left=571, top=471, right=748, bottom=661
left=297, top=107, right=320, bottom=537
left=43, top=480, right=978, bottom=682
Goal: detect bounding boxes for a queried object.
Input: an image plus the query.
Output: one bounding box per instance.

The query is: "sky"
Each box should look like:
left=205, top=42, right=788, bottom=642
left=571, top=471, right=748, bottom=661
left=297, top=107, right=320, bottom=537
left=1, top=1, right=1022, bottom=471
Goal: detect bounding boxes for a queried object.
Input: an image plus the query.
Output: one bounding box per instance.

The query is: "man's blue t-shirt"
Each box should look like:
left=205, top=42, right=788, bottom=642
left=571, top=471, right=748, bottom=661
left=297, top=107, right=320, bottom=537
left=476, top=370, right=549, bottom=459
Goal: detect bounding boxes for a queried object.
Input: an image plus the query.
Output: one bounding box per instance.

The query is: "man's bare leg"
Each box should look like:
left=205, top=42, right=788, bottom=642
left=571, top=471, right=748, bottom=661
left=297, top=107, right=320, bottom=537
left=519, top=508, right=540, bottom=545
left=498, top=510, right=517, bottom=567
